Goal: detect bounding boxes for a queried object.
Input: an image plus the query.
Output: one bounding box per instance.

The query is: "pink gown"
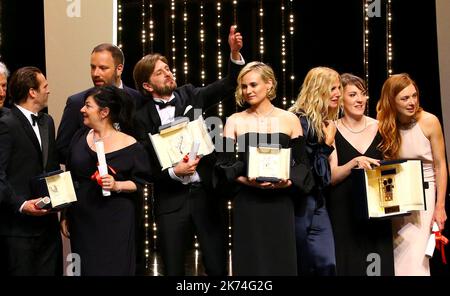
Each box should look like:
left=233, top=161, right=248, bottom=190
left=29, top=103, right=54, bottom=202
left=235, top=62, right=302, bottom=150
left=392, top=122, right=436, bottom=276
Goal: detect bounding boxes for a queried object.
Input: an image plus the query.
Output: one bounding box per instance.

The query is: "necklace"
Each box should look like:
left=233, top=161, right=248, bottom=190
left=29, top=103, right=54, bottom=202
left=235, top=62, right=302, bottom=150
left=89, top=129, right=114, bottom=143
left=340, top=116, right=367, bottom=134
left=398, top=117, right=417, bottom=130
left=253, top=105, right=275, bottom=119
left=250, top=105, right=275, bottom=133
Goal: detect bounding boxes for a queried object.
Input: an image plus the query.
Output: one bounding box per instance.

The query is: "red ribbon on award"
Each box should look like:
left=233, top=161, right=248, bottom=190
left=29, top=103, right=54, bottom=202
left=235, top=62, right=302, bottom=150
left=90, top=165, right=117, bottom=187
left=434, top=230, right=449, bottom=264
left=183, top=154, right=199, bottom=163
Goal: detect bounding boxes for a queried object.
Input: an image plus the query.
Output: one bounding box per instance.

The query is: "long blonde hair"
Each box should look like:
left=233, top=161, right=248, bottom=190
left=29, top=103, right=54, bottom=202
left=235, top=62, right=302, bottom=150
left=376, top=73, right=422, bottom=159
left=289, top=67, right=341, bottom=142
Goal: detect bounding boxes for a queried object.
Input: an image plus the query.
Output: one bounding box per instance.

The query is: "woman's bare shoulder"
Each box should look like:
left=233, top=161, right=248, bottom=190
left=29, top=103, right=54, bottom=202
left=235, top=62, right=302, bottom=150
left=420, top=110, right=439, bottom=123
left=275, top=108, right=298, bottom=121
left=120, top=132, right=137, bottom=146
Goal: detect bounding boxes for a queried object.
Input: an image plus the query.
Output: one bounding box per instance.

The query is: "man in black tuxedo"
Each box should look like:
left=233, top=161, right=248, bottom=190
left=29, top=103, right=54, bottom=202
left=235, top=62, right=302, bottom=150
left=0, top=67, right=62, bottom=275
left=133, top=26, right=244, bottom=275
left=56, top=43, right=146, bottom=164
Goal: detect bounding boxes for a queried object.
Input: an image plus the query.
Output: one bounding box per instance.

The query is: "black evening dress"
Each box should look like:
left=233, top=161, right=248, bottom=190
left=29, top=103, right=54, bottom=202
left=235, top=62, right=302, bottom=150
left=326, top=130, right=394, bottom=276
left=66, top=129, right=150, bottom=276
left=215, top=132, right=313, bottom=276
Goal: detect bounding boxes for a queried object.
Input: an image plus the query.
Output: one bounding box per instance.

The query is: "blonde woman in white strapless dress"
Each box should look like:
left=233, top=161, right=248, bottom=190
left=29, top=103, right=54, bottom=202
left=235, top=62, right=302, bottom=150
left=376, top=73, right=447, bottom=276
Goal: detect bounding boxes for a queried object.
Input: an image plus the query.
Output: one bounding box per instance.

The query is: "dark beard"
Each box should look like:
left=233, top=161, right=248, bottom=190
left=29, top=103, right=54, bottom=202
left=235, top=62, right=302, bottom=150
left=151, top=82, right=177, bottom=97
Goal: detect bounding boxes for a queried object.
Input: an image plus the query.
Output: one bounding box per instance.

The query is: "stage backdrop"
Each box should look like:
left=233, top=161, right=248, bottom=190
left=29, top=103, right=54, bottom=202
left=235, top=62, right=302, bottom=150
left=43, top=0, right=117, bottom=275
left=436, top=0, right=450, bottom=170
left=44, top=0, right=117, bottom=128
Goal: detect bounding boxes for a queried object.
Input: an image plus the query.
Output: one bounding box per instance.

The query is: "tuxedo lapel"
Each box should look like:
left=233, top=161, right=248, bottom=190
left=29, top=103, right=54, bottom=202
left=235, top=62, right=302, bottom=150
left=11, top=106, right=42, bottom=155
left=174, top=93, right=185, bottom=118
left=147, top=101, right=162, bottom=133
left=38, top=115, right=49, bottom=169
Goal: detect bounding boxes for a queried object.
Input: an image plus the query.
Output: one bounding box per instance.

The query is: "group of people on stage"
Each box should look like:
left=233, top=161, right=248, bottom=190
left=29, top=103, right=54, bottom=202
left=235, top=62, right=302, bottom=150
left=0, top=25, right=447, bottom=276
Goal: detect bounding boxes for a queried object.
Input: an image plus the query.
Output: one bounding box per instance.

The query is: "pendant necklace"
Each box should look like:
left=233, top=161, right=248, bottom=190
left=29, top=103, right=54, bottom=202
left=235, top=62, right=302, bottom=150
left=253, top=105, right=275, bottom=132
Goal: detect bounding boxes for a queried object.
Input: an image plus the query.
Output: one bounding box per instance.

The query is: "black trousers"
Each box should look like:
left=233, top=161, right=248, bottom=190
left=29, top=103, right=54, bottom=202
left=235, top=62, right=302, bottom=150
left=0, top=227, right=62, bottom=276
left=157, top=183, right=227, bottom=276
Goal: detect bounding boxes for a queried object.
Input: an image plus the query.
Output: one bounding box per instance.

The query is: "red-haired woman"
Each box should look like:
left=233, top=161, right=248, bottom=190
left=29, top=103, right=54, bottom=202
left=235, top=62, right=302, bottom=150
left=376, top=73, right=447, bottom=275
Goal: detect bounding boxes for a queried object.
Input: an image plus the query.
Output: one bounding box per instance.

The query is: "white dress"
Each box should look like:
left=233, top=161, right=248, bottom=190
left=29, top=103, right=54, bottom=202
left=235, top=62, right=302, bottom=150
left=392, top=122, right=436, bottom=276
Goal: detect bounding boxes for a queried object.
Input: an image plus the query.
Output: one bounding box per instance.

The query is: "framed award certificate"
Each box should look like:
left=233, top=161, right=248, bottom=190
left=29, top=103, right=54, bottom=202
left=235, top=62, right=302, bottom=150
left=351, top=159, right=427, bottom=219
left=149, top=116, right=215, bottom=170
left=30, top=170, right=77, bottom=210
left=247, top=144, right=291, bottom=182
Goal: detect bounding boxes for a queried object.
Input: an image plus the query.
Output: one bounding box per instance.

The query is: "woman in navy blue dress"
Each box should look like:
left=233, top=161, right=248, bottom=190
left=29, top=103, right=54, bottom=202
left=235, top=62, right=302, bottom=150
left=289, top=66, right=341, bottom=275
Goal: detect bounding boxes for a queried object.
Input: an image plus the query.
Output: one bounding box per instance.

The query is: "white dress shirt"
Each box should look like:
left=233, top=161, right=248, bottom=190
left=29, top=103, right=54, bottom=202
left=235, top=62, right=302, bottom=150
left=15, top=104, right=42, bottom=148
left=153, top=94, right=176, bottom=126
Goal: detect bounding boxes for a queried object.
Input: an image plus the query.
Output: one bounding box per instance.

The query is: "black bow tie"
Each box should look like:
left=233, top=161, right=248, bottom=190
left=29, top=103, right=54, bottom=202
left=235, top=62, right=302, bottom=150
left=154, top=98, right=177, bottom=109
left=31, top=114, right=43, bottom=126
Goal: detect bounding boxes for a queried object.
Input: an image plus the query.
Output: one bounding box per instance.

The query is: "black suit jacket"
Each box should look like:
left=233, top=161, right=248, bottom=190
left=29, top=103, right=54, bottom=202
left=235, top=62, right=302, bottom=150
left=135, top=60, right=243, bottom=216
left=0, top=107, right=10, bottom=118
left=56, top=84, right=146, bottom=164
left=0, top=106, right=60, bottom=237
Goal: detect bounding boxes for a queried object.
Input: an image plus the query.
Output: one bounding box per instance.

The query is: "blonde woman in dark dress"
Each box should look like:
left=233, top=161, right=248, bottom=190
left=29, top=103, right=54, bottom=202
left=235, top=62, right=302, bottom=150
left=289, top=66, right=340, bottom=275
left=215, top=62, right=313, bottom=275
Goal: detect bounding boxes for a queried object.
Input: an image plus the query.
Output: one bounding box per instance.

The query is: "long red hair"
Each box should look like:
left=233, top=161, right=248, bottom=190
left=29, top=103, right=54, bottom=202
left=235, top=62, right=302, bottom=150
left=376, top=73, right=421, bottom=159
